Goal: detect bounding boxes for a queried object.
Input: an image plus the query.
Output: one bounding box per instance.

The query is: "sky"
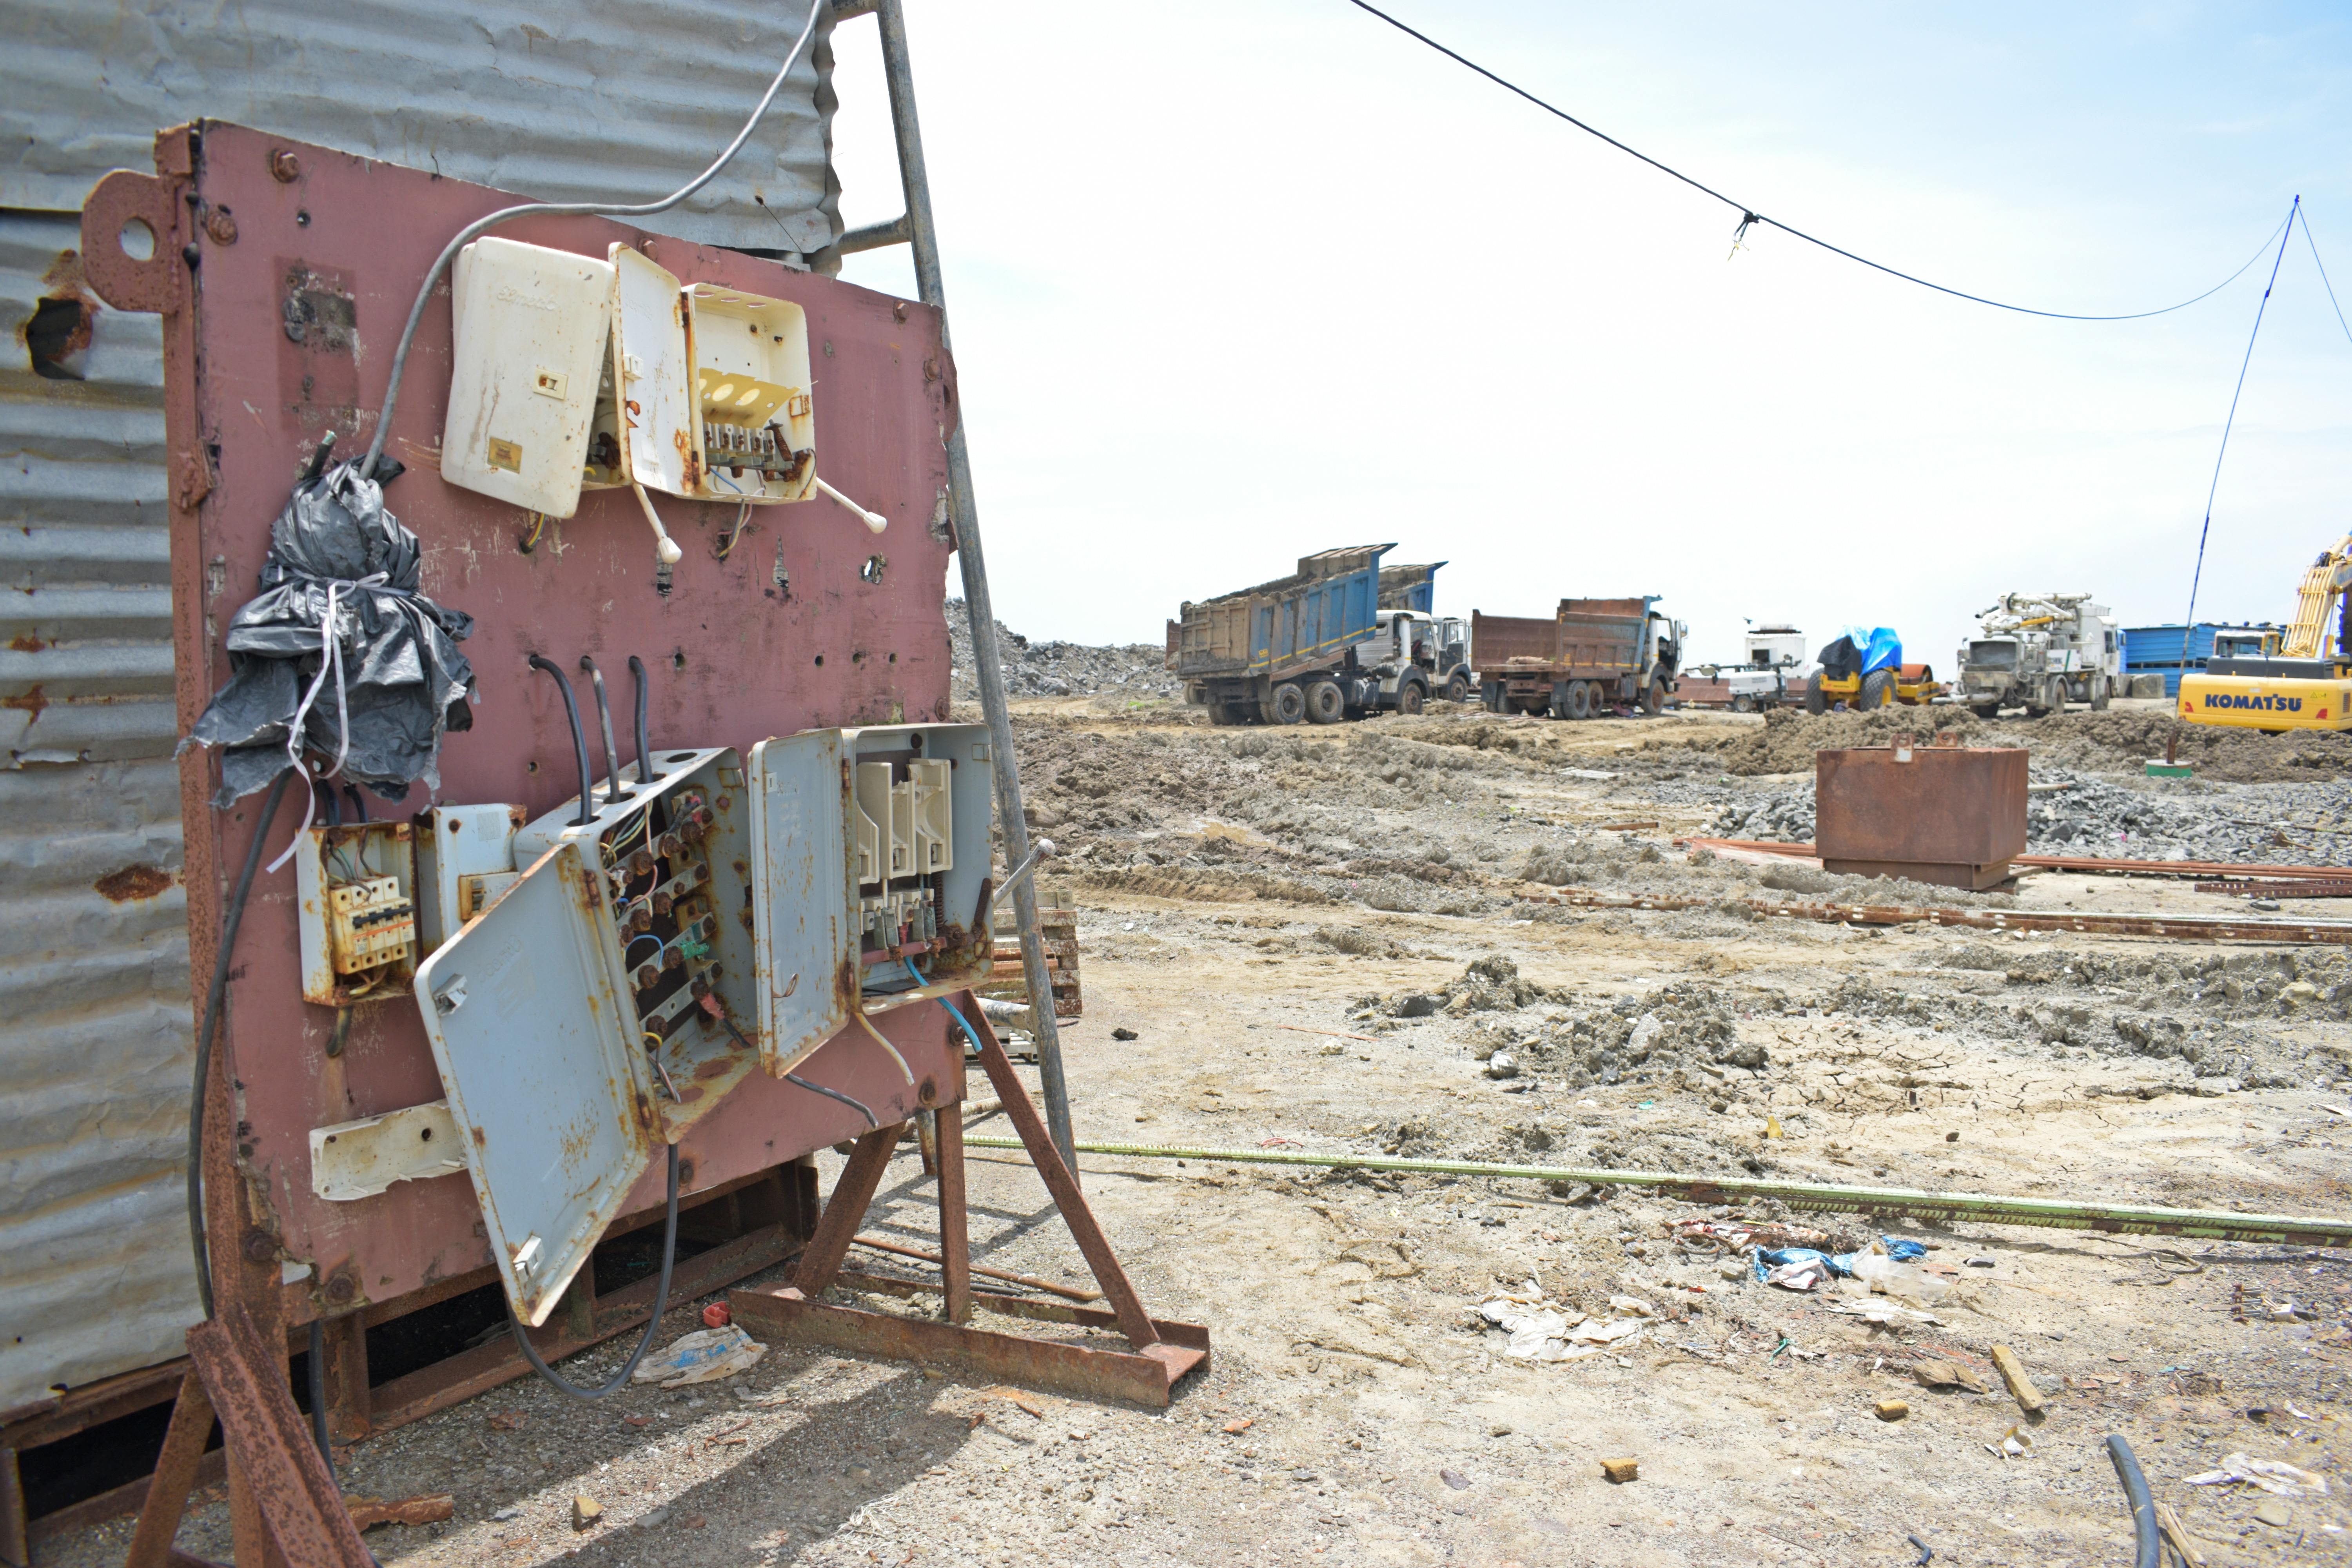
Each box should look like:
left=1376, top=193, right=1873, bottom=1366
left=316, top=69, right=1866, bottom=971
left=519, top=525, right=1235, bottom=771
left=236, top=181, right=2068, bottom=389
left=827, top=1, right=2352, bottom=670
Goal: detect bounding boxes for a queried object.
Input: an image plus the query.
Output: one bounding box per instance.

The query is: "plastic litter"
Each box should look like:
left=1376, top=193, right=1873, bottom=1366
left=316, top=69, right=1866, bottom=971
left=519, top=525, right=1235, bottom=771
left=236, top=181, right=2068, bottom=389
left=630, top=1324, right=766, bottom=1388
left=1476, top=1296, right=1648, bottom=1360
left=182, top=459, right=474, bottom=810
left=2183, top=1453, right=2330, bottom=1497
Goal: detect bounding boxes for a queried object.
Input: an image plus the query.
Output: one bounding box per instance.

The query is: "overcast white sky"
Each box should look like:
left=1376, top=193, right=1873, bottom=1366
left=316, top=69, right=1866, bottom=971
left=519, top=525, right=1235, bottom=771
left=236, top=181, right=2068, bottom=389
left=828, top=1, right=2352, bottom=670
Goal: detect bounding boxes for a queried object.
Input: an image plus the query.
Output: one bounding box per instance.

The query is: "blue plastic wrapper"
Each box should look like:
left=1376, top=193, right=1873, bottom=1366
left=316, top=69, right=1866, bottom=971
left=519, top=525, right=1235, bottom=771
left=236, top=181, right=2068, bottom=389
left=1759, top=1237, right=1925, bottom=1278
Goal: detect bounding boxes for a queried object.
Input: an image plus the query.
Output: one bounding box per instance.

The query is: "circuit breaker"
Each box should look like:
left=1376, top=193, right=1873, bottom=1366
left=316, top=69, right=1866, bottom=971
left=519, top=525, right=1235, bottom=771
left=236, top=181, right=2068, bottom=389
left=294, top=820, right=418, bottom=1006
left=439, top=238, right=815, bottom=519
left=409, top=723, right=994, bottom=1325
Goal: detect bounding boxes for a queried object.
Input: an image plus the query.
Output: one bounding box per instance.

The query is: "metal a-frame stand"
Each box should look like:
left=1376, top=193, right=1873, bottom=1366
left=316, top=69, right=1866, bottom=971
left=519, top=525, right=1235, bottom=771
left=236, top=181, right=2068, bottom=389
left=730, top=995, right=1207, bottom=1405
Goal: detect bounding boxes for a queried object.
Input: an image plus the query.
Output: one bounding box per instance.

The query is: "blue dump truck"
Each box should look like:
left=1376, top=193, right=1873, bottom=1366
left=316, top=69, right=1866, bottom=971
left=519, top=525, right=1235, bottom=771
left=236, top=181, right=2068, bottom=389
left=1171, top=544, right=1472, bottom=724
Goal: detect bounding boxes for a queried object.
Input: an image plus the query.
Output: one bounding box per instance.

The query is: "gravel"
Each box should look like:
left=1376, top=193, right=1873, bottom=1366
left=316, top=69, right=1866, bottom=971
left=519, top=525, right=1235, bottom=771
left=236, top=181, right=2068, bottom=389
left=946, top=599, right=1180, bottom=703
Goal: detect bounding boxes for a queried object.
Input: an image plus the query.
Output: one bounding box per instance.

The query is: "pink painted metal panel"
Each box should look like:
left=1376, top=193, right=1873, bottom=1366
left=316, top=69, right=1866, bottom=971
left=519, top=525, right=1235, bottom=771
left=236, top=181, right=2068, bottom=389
left=165, top=126, right=961, bottom=1314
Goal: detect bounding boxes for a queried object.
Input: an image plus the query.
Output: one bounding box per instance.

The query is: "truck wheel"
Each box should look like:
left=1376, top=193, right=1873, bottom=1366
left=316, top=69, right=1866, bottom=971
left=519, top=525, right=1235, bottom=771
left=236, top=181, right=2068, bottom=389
left=1805, top=672, right=1828, bottom=715
left=1563, top=681, right=1592, bottom=720
left=1206, top=701, right=1232, bottom=726
left=2045, top=677, right=2068, bottom=715
left=1271, top=682, right=1307, bottom=725
left=1443, top=673, right=1470, bottom=704
left=1396, top=681, right=1425, bottom=716
left=1305, top=679, right=1347, bottom=725
left=1858, top=670, right=1896, bottom=709
left=2091, top=679, right=2110, bottom=712
left=1642, top=675, right=1666, bottom=715
left=1731, top=694, right=1755, bottom=713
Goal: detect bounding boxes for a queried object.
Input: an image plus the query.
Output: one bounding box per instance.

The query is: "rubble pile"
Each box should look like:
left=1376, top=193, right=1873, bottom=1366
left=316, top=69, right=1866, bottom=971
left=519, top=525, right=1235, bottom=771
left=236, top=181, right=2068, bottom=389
left=946, top=599, right=1179, bottom=702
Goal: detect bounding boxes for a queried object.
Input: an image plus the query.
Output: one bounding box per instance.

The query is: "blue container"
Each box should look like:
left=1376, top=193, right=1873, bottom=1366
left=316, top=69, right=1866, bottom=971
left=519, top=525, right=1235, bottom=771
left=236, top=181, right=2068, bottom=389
left=2122, top=623, right=2275, bottom=696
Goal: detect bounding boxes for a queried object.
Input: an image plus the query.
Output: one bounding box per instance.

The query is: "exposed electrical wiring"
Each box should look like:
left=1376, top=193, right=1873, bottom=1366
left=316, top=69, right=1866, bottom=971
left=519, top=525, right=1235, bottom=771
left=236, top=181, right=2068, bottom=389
left=852, top=1005, right=917, bottom=1084
left=1341, top=0, right=2298, bottom=322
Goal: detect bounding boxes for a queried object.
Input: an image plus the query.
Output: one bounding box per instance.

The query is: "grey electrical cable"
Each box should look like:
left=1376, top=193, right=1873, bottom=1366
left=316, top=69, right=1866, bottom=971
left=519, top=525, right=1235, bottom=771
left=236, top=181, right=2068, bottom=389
left=187, top=766, right=296, bottom=1319
left=628, top=654, right=655, bottom=785
left=507, top=1142, right=681, bottom=1400
left=581, top=655, right=630, bottom=802
left=2104, top=1436, right=2161, bottom=1568
left=359, top=1, right=825, bottom=477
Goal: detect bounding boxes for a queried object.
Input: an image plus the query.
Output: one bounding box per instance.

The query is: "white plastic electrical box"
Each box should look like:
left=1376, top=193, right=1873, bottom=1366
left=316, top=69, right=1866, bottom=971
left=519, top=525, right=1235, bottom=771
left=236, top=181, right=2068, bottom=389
left=294, top=820, right=417, bottom=1007
left=439, top=239, right=617, bottom=516
left=414, top=802, right=523, bottom=955
left=438, top=239, right=816, bottom=518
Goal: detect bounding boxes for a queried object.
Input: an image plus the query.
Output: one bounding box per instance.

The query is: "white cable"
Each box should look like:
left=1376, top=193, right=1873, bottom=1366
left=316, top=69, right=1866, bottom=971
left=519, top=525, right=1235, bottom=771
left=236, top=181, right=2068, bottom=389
left=852, top=1005, right=917, bottom=1085
left=361, top=2, right=826, bottom=477
left=814, top=477, right=889, bottom=534
left=632, top=484, right=687, bottom=565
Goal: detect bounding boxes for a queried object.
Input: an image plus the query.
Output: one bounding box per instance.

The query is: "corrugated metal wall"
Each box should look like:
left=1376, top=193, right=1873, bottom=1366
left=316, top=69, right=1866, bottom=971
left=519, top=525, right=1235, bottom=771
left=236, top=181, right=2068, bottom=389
left=0, top=211, right=195, bottom=1405
left=5, top=0, right=841, bottom=256
left=0, top=0, right=842, bottom=1407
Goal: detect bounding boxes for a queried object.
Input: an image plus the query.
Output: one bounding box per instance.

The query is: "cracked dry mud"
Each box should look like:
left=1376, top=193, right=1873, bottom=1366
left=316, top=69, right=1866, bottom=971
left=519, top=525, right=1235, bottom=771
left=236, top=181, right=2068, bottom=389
left=52, top=700, right=2352, bottom=1568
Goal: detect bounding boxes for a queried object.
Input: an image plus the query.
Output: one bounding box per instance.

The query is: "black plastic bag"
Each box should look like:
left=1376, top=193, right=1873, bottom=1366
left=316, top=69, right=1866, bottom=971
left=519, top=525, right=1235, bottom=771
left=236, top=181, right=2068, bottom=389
left=181, top=460, right=474, bottom=806
left=1817, top=635, right=1861, bottom=681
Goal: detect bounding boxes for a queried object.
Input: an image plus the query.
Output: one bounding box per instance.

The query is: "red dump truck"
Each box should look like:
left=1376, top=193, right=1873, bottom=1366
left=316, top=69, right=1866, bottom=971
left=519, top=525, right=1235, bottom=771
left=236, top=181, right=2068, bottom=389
left=1472, top=597, right=1687, bottom=719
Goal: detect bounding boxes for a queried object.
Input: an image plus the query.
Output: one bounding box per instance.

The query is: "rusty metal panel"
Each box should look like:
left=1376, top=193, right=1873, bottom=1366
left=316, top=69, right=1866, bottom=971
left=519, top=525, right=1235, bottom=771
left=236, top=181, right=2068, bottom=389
left=2, top=0, right=841, bottom=257
left=1555, top=598, right=1650, bottom=673
left=0, top=211, right=202, bottom=1410
left=114, top=125, right=959, bottom=1318
left=1815, top=744, right=2029, bottom=886
left=1468, top=611, right=1556, bottom=668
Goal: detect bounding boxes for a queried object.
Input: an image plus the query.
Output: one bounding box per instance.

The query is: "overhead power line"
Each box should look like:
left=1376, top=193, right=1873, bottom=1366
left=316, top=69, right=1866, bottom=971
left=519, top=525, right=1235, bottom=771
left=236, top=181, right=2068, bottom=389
left=1343, top=0, right=2294, bottom=321
left=2304, top=206, right=2352, bottom=350
left=2183, top=196, right=2300, bottom=633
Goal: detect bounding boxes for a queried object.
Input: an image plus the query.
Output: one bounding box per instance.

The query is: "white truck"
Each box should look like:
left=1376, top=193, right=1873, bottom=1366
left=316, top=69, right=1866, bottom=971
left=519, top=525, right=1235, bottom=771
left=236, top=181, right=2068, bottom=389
left=1956, top=593, right=2122, bottom=717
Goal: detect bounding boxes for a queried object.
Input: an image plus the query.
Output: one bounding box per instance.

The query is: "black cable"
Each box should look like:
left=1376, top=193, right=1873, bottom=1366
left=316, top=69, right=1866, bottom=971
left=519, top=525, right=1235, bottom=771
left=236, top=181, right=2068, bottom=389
left=711, top=1005, right=877, bottom=1128
left=528, top=654, right=596, bottom=826
left=628, top=655, right=655, bottom=785
left=341, top=784, right=369, bottom=822
left=307, top=1318, right=333, bottom=1459
left=2104, top=1435, right=2162, bottom=1568
left=507, top=1142, right=681, bottom=1399
left=1341, top=0, right=2298, bottom=321
left=2183, top=196, right=2300, bottom=632
left=2301, top=206, right=2352, bottom=350
left=581, top=655, right=630, bottom=802
left=187, top=767, right=297, bottom=1319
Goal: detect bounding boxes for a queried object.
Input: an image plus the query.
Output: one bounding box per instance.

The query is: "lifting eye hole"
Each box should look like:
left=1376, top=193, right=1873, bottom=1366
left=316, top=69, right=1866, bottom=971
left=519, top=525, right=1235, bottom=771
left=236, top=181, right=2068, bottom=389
left=860, top=555, right=887, bottom=586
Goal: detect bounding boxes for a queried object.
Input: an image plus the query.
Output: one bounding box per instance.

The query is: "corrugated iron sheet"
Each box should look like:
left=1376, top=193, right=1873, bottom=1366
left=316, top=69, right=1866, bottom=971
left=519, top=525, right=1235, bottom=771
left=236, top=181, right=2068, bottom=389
left=0, top=211, right=201, bottom=1407
left=3, top=0, right=841, bottom=257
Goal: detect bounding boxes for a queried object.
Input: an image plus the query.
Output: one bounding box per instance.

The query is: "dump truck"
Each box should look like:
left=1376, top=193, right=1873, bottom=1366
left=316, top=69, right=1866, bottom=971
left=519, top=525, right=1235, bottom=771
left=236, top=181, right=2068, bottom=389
left=1174, top=544, right=1470, bottom=724
left=1956, top=593, right=2121, bottom=717
left=1471, top=597, right=1685, bottom=718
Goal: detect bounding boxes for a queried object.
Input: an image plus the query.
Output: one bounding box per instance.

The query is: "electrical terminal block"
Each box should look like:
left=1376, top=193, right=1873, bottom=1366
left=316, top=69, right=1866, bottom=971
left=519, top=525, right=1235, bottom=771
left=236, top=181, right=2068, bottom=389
left=329, top=877, right=417, bottom=975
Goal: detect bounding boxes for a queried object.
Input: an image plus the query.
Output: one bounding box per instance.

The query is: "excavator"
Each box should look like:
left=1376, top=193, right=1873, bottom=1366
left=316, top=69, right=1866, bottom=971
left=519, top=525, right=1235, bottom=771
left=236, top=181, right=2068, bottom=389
left=2179, top=536, right=2352, bottom=732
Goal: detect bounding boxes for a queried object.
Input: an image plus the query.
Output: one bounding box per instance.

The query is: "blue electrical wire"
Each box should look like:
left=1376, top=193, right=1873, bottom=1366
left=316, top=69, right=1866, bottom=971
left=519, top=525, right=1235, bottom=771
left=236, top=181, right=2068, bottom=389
left=2184, top=196, right=2301, bottom=631
left=625, top=932, right=667, bottom=967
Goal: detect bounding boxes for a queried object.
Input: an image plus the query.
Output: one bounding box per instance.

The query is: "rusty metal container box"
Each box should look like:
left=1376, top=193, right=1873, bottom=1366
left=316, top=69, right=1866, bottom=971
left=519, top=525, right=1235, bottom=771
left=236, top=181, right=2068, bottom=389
left=1815, top=742, right=2027, bottom=891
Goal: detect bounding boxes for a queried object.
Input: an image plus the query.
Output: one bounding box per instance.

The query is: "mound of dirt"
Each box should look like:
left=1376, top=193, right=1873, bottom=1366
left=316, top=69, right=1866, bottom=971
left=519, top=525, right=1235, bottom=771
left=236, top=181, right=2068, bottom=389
left=1702, top=706, right=2352, bottom=782
left=946, top=599, right=1178, bottom=702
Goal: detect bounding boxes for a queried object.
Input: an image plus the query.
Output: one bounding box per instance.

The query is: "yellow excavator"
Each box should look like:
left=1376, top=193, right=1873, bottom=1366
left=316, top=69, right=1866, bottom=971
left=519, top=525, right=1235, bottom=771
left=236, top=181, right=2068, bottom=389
left=2180, top=536, right=2352, bottom=732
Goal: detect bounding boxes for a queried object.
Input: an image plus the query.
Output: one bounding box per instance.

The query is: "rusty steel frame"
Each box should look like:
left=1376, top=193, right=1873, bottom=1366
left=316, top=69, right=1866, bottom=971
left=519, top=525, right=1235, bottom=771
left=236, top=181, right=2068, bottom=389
left=2196, top=878, right=2352, bottom=898
left=731, top=993, right=1209, bottom=1407
left=1520, top=881, right=2352, bottom=945
left=1683, top=837, right=2352, bottom=881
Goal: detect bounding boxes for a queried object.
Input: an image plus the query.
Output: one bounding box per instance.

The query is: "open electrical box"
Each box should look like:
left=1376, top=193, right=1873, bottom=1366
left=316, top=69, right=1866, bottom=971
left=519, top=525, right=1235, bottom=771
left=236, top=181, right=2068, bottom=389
left=406, top=722, right=994, bottom=1324
left=439, top=237, right=817, bottom=518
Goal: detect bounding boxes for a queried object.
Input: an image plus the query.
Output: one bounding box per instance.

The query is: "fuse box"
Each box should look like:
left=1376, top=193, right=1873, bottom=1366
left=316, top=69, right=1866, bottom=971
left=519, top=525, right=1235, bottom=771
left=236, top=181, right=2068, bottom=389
left=294, top=820, right=419, bottom=1007
left=410, top=724, right=995, bottom=1325
left=413, top=802, right=524, bottom=956
left=439, top=238, right=815, bottom=519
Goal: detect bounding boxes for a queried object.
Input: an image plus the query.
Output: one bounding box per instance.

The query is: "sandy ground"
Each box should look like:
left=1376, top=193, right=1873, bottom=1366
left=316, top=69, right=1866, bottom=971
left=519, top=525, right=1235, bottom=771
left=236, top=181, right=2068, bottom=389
left=51, top=701, right=2352, bottom=1568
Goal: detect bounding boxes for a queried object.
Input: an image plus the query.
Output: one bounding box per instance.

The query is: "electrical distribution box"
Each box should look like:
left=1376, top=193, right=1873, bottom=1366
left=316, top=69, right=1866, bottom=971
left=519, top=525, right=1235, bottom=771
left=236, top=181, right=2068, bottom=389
left=294, top=820, right=418, bottom=1007
left=413, top=802, right=523, bottom=955
left=439, top=238, right=815, bottom=520
left=410, top=723, right=993, bottom=1325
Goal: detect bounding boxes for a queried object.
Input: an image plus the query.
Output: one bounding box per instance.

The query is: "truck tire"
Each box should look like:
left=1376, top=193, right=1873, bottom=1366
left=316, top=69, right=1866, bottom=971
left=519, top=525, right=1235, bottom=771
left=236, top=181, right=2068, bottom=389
left=2046, top=676, right=2068, bottom=715
left=1642, top=674, right=1666, bottom=715
left=1271, top=682, right=1308, bottom=725
left=1207, top=701, right=1234, bottom=726
left=1305, top=679, right=1347, bottom=725
left=1805, top=672, right=1828, bottom=715
left=2091, top=679, right=2110, bottom=711
left=1731, top=694, right=1755, bottom=713
left=1443, top=672, right=1470, bottom=704
left=1395, top=681, right=1425, bottom=715
left=1858, top=669, right=1895, bottom=709
left=1563, top=681, right=1592, bottom=720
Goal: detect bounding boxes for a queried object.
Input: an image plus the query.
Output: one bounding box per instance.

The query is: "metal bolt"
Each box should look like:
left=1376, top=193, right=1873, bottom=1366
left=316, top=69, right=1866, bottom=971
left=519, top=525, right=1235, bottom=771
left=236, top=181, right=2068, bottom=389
left=916, top=1076, right=938, bottom=1108
left=205, top=207, right=238, bottom=245
left=324, top=1272, right=357, bottom=1305
left=242, top=1229, right=278, bottom=1263
left=270, top=149, right=301, bottom=183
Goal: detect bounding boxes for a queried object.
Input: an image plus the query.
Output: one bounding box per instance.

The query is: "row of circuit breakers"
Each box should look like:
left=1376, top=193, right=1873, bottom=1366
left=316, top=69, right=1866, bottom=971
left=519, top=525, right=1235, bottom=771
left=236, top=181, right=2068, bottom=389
left=294, top=723, right=991, bottom=1322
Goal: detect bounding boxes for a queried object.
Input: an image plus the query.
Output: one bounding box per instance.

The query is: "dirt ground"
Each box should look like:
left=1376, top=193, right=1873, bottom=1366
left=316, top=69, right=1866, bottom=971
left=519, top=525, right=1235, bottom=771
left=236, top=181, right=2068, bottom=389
left=53, top=701, right=2352, bottom=1568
